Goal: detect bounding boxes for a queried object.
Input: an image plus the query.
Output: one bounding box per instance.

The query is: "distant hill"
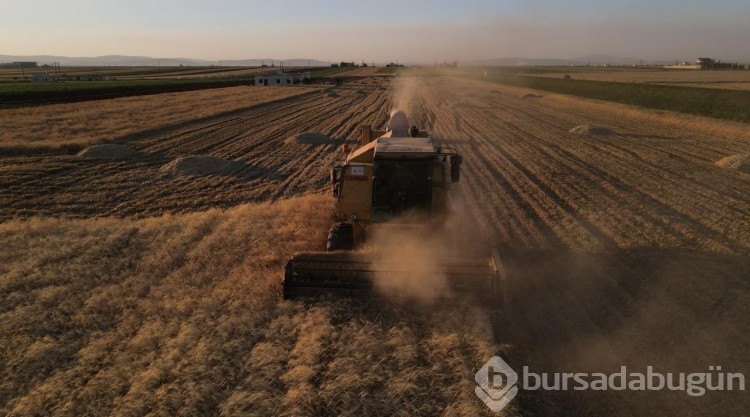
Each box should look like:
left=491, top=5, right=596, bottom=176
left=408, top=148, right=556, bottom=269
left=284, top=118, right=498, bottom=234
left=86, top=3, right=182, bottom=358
left=0, top=55, right=330, bottom=67
left=572, top=55, right=662, bottom=66
left=219, top=58, right=330, bottom=67
left=468, top=55, right=690, bottom=67
left=467, top=57, right=586, bottom=67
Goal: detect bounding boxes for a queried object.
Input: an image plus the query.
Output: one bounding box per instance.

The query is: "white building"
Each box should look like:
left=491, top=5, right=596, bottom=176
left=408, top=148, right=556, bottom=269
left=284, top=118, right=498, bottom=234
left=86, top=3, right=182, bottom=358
left=255, top=72, right=310, bottom=86
left=31, top=73, right=50, bottom=83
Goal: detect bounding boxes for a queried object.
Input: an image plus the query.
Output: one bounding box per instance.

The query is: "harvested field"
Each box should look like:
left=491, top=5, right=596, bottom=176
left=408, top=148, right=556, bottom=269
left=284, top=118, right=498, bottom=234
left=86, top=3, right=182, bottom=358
left=1, top=72, right=749, bottom=416
left=0, top=85, right=316, bottom=153
left=0, top=77, right=389, bottom=219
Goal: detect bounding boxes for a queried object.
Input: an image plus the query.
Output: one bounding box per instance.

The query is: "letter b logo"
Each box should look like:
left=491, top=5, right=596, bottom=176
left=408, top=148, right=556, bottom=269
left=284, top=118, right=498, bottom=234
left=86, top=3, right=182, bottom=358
left=475, top=356, right=518, bottom=412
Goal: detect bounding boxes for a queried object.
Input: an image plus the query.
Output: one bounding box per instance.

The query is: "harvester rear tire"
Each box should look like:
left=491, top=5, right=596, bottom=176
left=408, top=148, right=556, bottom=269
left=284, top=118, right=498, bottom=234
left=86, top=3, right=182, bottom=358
left=326, top=222, right=354, bottom=251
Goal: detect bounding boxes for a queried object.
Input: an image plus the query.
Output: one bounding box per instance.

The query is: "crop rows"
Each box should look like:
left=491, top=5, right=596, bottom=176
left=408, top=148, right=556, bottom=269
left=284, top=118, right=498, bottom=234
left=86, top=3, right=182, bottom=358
left=405, top=74, right=750, bottom=415
left=0, top=195, right=500, bottom=417
left=1, top=72, right=749, bottom=416
left=0, top=78, right=390, bottom=220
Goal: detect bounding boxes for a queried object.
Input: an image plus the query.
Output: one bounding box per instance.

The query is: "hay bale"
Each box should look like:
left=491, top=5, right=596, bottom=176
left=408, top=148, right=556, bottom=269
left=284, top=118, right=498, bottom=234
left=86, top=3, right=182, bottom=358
left=161, top=155, right=241, bottom=176
left=77, top=144, right=139, bottom=160
left=715, top=154, right=750, bottom=173
left=568, top=124, right=615, bottom=136
left=293, top=132, right=332, bottom=145
left=519, top=93, right=542, bottom=99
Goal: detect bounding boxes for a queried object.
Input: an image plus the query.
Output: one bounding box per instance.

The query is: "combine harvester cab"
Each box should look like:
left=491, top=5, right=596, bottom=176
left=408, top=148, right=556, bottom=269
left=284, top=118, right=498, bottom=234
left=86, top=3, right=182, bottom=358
left=283, top=111, right=506, bottom=306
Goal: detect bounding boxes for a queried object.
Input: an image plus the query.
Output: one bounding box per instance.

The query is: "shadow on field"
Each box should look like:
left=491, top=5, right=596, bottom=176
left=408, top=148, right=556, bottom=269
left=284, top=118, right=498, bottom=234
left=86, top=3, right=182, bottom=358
left=497, top=247, right=750, bottom=416
left=0, top=143, right=89, bottom=157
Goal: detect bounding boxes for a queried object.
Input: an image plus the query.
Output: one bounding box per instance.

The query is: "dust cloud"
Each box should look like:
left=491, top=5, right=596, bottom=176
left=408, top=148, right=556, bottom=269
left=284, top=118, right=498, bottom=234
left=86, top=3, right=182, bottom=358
left=366, top=215, right=452, bottom=303
left=391, top=74, right=421, bottom=116
left=369, top=80, right=491, bottom=302
left=504, top=247, right=750, bottom=415
left=365, top=193, right=491, bottom=304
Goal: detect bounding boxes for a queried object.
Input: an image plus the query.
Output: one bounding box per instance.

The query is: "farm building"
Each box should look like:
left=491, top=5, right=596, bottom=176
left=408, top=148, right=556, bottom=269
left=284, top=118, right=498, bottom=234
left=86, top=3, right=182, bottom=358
left=255, top=72, right=310, bottom=86
left=31, top=73, right=50, bottom=82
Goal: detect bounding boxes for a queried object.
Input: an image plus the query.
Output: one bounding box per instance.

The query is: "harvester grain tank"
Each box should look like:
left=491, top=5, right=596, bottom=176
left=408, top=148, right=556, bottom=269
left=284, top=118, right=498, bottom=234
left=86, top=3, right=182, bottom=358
left=283, top=111, right=505, bottom=304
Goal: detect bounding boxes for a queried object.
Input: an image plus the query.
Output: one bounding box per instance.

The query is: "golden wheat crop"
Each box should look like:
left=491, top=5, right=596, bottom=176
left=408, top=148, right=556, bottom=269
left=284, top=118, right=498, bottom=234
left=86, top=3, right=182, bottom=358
left=0, top=195, right=504, bottom=416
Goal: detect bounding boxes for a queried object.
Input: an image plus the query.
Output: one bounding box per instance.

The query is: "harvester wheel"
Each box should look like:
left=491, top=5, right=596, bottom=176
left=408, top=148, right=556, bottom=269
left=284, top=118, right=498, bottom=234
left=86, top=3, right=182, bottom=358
left=326, top=222, right=354, bottom=251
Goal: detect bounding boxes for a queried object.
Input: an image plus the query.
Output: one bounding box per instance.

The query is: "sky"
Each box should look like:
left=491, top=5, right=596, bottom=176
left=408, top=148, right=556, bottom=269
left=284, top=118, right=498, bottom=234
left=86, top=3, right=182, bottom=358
left=2, top=0, right=749, bottom=63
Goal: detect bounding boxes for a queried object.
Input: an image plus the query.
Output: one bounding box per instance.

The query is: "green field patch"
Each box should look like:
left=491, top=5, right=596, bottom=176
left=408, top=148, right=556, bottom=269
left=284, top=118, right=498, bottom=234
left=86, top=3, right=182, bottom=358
left=0, top=77, right=255, bottom=106
left=475, top=68, right=750, bottom=123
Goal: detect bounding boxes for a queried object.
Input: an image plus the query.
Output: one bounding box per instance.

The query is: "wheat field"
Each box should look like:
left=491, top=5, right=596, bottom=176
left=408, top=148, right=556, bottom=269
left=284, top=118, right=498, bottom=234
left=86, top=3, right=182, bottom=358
left=2, top=71, right=749, bottom=416
left=0, top=195, right=502, bottom=416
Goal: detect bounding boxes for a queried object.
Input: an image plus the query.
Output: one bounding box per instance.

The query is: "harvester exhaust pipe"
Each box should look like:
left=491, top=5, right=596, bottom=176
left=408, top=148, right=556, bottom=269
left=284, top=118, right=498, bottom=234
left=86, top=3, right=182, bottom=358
left=360, top=125, right=372, bottom=145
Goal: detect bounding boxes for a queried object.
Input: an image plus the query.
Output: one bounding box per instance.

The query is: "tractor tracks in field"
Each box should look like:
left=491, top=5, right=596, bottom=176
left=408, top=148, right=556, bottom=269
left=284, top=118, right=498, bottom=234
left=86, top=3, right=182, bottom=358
left=414, top=75, right=750, bottom=417
left=0, top=78, right=393, bottom=220
left=423, top=81, right=750, bottom=254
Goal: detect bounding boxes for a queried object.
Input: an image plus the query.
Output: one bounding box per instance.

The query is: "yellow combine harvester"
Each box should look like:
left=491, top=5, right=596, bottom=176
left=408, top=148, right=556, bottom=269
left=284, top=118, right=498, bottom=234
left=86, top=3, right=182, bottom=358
left=283, top=111, right=505, bottom=304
